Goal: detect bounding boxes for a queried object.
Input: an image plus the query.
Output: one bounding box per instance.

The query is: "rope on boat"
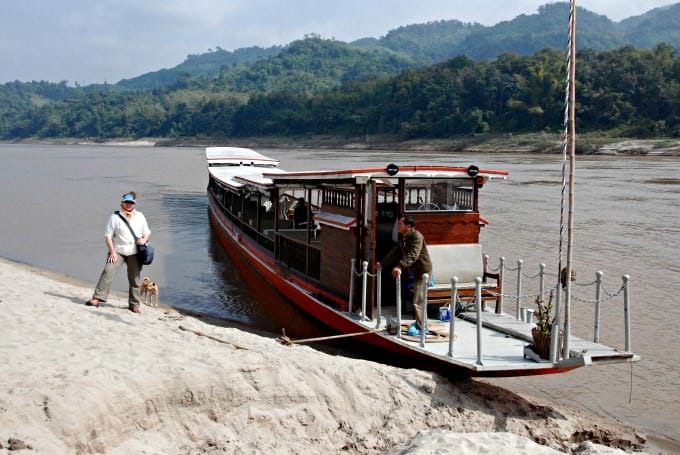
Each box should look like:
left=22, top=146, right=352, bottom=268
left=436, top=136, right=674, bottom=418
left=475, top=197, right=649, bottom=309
left=557, top=1, right=576, bottom=281
left=277, top=327, right=386, bottom=346
left=178, top=325, right=249, bottom=350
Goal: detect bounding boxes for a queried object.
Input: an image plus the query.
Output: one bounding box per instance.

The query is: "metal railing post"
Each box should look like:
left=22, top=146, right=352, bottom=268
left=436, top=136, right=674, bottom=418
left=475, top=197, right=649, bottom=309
left=623, top=274, right=632, bottom=352
left=348, top=258, right=355, bottom=313
left=484, top=254, right=490, bottom=313
left=516, top=259, right=523, bottom=320
left=447, top=277, right=458, bottom=358
left=375, top=266, right=382, bottom=329
left=550, top=282, right=561, bottom=362
left=498, top=257, right=505, bottom=313
left=539, top=263, right=546, bottom=303
left=594, top=271, right=603, bottom=343
left=420, top=273, right=429, bottom=348
left=395, top=271, right=402, bottom=339
left=361, top=261, right=368, bottom=321
left=476, top=277, right=484, bottom=366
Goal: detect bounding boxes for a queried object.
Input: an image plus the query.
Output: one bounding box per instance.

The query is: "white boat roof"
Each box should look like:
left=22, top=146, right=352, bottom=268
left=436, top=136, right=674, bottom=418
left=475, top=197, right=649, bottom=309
left=206, top=147, right=508, bottom=188
left=206, top=146, right=280, bottom=167
left=264, top=165, right=507, bottom=184
left=209, top=166, right=286, bottom=189
left=206, top=147, right=283, bottom=189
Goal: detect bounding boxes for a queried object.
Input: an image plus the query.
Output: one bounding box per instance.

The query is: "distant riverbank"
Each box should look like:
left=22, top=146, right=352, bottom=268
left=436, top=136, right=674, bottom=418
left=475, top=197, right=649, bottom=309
left=5, top=132, right=680, bottom=155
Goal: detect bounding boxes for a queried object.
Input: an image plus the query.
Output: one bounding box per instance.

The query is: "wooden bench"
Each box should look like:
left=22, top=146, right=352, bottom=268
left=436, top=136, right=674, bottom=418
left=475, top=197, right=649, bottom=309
left=426, top=243, right=502, bottom=313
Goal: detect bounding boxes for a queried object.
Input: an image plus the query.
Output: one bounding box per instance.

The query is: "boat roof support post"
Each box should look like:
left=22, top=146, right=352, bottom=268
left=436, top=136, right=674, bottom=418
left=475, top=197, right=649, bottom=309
left=397, top=178, right=405, bottom=216
left=369, top=179, right=378, bottom=320
left=239, top=191, right=245, bottom=231
left=257, top=193, right=262, bottom=232
left=272, top=188, right=280, bottom=258
left=306, top=188, right=312, bottom=244
left=354, top=184, right=362, bottom=271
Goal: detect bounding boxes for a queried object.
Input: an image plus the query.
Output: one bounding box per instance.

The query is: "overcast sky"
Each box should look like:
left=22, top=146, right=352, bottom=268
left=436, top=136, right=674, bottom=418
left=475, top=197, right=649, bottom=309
left=0, top=0, right=675, bottom=85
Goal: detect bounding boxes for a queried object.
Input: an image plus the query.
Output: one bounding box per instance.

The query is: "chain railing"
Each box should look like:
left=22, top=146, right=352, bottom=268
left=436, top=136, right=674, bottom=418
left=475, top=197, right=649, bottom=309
left=346, top=256, right=633, bottom=362
left=483, top=256, right=632, bottom=351
left=348, top=259, right=379, bottom=323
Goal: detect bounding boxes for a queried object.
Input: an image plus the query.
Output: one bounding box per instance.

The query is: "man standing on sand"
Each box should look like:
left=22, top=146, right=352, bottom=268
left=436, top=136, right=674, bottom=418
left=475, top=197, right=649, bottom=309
left=378, top=216, right=432, bottom=331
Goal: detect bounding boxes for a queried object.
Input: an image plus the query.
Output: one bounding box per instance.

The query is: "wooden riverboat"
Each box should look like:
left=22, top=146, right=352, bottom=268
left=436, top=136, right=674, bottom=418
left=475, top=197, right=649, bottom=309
left=206, top=146, right=638, bottom=377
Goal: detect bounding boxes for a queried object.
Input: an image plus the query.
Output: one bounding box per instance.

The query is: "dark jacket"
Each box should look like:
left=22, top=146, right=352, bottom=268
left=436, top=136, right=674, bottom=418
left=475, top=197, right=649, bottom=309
left=382, top=229, right=432, bottom=277
left=293, top=201, right=307, bottom=227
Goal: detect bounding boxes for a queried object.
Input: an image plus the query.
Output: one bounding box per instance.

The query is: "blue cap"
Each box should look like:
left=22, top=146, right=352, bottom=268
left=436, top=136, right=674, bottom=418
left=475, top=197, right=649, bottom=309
left=121, top=193, right=136, bottom=204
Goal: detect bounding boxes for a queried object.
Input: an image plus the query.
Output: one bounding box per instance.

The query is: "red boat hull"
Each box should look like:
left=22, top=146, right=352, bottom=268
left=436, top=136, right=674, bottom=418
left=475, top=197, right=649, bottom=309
left=208, top=193, right=578, bottom=378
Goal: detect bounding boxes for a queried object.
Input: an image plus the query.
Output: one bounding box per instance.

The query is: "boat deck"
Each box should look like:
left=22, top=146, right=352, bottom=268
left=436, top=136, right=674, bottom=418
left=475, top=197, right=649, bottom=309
left=352, top=307, right=637, bottom=374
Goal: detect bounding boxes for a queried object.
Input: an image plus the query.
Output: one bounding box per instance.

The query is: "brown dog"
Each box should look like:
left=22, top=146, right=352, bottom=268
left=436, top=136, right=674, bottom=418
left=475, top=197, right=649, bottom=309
left=140, top=277, right=159, bottom=307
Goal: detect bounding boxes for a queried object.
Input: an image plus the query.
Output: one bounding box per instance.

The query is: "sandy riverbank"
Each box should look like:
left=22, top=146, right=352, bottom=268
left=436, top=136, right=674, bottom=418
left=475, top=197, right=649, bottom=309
left=0, top=257, right=651, bottom=454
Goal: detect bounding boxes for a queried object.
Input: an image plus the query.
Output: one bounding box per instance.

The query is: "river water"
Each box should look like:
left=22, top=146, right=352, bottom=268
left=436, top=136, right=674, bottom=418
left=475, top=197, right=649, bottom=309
left=0, top=143, right=678, bottom=445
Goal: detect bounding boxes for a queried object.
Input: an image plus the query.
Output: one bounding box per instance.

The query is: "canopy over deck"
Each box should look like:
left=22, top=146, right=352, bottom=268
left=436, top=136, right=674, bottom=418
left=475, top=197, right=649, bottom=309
left=265, top=164, right=508, bottom=186
left=207, top=148, right=508, bottom=191
left=206, top=147, right=283, bottom=190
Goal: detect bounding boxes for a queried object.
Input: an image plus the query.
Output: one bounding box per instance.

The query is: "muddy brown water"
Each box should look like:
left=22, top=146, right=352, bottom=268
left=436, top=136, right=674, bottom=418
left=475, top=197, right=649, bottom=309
left=1, top=143, right=678, bottom=446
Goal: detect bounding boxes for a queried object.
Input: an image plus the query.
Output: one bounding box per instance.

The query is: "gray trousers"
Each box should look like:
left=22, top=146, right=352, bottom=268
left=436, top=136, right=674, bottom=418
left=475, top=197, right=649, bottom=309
left=93, top=254, right=142, bottom=305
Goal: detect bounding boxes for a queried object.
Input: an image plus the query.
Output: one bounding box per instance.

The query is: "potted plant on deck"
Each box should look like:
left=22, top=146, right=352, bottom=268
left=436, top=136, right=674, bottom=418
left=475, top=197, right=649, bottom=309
left=531, top=289, right=557, bottom=359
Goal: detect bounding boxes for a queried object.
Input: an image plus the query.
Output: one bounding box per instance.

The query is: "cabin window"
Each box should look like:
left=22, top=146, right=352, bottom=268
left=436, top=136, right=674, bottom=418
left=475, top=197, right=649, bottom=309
left=376, top=186, right=399, bottom=222
left=322, top=188, right=355, bottom=210
left=278, top=189, right=321, bottom=229
left=404, top=179, right=474, bottom=212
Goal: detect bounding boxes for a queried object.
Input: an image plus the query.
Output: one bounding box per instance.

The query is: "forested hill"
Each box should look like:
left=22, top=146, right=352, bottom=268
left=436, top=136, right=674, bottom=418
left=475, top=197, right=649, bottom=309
left=1, top=44, right=678, bottom=141
left=1, top=3, right=679, bottom=142
left=194, top=37, right=417, bottom=96
left=115, top=2, right=680, bottom=91
left=356, top=3, right=680, bottom=61
left=117, top=46, right=282, bottom=91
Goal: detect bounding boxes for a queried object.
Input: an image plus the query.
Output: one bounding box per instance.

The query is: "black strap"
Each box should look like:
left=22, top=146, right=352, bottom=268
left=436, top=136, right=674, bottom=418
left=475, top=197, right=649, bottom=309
left=116, top=211, right=139, bottom=241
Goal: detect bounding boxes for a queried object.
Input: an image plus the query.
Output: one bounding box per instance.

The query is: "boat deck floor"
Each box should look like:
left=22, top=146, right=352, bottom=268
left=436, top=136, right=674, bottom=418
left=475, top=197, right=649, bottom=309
left=351, top=307, right=637, bottom=373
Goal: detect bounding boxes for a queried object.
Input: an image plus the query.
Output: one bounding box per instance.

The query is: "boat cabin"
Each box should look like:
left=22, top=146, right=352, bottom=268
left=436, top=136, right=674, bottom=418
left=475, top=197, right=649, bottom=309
left=207, top=148, right=507, bottom=318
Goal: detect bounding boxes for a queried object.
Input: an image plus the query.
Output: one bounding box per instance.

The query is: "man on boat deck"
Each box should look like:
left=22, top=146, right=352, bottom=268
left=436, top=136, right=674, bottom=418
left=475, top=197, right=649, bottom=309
left=293, top=197, right=308, bottom=228
left=378, top=217, right=432, bottom=330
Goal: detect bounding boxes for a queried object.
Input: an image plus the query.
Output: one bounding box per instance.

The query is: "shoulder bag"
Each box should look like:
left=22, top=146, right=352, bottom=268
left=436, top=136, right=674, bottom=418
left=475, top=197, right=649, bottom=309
left=116, top=211, right=154, bottom=265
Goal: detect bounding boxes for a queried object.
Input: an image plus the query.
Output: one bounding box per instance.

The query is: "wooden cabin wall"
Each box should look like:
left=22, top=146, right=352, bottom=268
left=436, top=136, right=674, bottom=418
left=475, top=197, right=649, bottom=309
left=411, top=212, right=481, bottom=245
left=319, top=226, right=355, bottom=299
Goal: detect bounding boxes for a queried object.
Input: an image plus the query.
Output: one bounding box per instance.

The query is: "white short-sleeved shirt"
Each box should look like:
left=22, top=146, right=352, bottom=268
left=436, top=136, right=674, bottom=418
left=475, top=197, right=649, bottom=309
left=105, top=210, right=151, bottom=256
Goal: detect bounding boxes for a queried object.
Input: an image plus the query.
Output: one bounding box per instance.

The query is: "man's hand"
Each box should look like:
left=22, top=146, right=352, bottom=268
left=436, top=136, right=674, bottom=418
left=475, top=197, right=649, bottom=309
left=107, top=252, right=118, bottom=263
